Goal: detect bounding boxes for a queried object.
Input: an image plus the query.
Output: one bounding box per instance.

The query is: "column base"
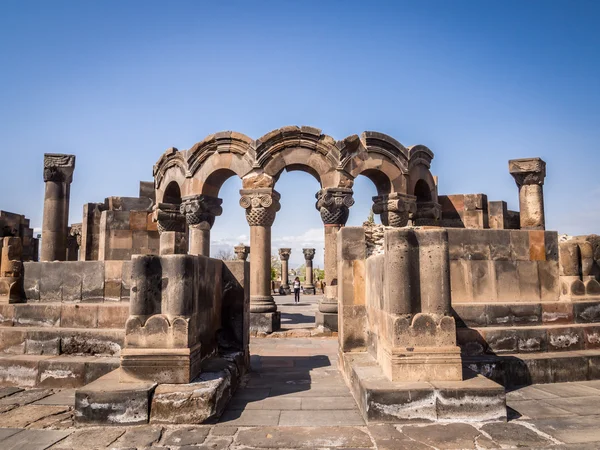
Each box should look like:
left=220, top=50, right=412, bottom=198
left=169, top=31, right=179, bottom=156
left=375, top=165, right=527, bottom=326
left=316, top=311, right=338, bottom=332
left=250, top=311, right=281, bottom=333
left=303, top=286, right=316, bottom=295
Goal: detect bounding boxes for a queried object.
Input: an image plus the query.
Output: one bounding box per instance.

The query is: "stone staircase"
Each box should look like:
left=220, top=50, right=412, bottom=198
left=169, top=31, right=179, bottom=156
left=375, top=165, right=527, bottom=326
left=454, top=299, right=600, bottom=387
left=0, top=302, right=127, bottom=387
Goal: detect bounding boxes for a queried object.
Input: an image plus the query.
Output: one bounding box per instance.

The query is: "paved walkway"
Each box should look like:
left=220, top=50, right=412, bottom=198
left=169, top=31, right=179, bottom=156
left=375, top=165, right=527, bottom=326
left=273, top=293, right=320, bottom=330
left=1, top=338, right=600, bottom=448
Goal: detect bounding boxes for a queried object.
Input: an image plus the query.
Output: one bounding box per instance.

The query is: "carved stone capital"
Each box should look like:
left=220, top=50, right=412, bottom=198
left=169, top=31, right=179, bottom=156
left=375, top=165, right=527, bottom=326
left=239, top=189, right=281, bottom=227
left=43, top=154, right=76, bottom=183
left=279, top=248, right=291, bottom=261
left=234, top=244, right=250, bottom=261
left=152, top=202, right=186, bottom=234
left=315, top=188, right=354, bottom=225
left=372, top=193, right=417, bottom=227
left=509, top=158, right=546, bottom=187
left=180, top=194, right=223, bottom=230
left=303, top=248, right=316, bottom=261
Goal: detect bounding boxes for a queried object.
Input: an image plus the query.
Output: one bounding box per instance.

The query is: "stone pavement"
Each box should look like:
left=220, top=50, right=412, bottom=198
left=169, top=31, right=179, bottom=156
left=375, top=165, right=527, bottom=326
left=1, top=338, right=600, bottom=448
left=273, top=293, right=320, bottom=330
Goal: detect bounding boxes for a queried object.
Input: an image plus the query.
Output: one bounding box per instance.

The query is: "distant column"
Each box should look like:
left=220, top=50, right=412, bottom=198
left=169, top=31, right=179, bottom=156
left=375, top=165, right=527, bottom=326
left=180, top=194, right=223, bottom=257
left=279, top=248, right=291, bottom=294
left=41, top=154, right=75, bottom=261
left=234, top=243, right=250, bottom=261
left=509, top=158, right=546, bottom=230
left=302, top=248, right=315, bottom=294
left=66, top=223, right=82, bottom=261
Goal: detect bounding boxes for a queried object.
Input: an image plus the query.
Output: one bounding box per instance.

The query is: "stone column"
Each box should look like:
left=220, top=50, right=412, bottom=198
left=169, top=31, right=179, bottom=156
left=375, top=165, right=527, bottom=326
left=509, top=158, right=547, bottom=230
left=315, top=187, right=354, bottom=331
left=372, top=193, right=417, bottom=227
left=234, top=243, right=250, bottom=261
left=41, top=154, right=75, bottom=261
left=278, top=248, right=291, bottom=294
left=240, top=188, right=281, bottom=333
left=180, top=194, right=223, bottom=257
left=302, top=248, right=316, bottom=294
left=0, top=237, right=24, bottom=303
left=153, top=203, right=187, bottom=255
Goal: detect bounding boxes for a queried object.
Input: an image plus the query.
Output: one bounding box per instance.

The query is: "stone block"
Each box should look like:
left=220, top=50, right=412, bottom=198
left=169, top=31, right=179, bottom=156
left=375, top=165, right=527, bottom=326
left=129, top=211, right=148, bottom=231
left=447, top=229, right=466, bottom=260
left=470, top=260, right=497, bottom=302
left=97, top=304, right=129, bottom=328
left=586, top=279, right=600, bottom=296
left=516, top=328, right=546, bottom=352
left=75, top=369, right=156, bottom=425
left=456, top=328, right=487, bottom=355
left=542, top=302, right=573, bottom=325
left=510, top=231, right=530, bottom=261
left=485, top=304, right=512, bottom=326
left=14, top=304, right=61, bottom=327
left=462, top=210, right=485, bottom=229
left=0, top=327, right=26, bottom=354
left=37, top=357, right=86, bottom=388
left=0, top=355, right=48, bottom=387
left=338, top=305, right=365, bottom=352
left=315, top=311, right=338, bottom=332
left=494, top=260, right=520, bottom=302
left=510, top=303, right=541, bottom=326
left=110, top=229, right=133, bottom=250
left=551, top=354, right=589, bottom=383
left=249, top=311, right=280, bottom=333
left=60, top=329, right=123, bottom=355
left=488, top=230, right=511, bottom=261
left=517, top=261, right=541, bottom=301
left=338, top=227, right=366, bottom=261
left=463, top=230, right=491, bottom=260
left=39, top=263, right=64, bottom=302
left=529, top=230, right=546, bottom=261
left=61, top=304, right=99, bottom=328
left=583, top=325, right=600, bottom=349
left=120, top=345, right=203, bottom=384
left=449, top=260, right=472, bottom=302
left=0, top=304, right=14, bottom=326
left=22, top=262, right=40, bottom=301
left=484, top=329, right=518, bottom=353
left=538, top=261, right=559, bottom=301
left=104, top=260, right=123, bottom=301
left=120, top=260, right=132, bottom=300
left=488, top=201, right=507, bottom=229
left=544, top=231, right=559, bottom=261
left=547, top=327, right=584, bottom=352
left=81, top=261, right=105, bottom=302
left=452, top=304, right=487, bottom=328
left=574, top=301, right=600, bottom=323
left=25, top=330, right=61, bottom=355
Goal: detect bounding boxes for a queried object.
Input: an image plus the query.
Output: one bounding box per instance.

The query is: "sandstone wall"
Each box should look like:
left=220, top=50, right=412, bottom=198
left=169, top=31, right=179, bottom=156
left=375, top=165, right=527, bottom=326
left=98, top=210, right=159, bottom=261
left=448, top=229, right=559, bottom=303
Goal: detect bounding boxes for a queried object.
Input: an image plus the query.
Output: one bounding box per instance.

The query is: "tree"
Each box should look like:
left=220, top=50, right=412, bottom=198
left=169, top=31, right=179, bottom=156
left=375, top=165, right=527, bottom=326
left=214, top=248, right=236, bottom=260
left=367, top=208, right=375, bottom=224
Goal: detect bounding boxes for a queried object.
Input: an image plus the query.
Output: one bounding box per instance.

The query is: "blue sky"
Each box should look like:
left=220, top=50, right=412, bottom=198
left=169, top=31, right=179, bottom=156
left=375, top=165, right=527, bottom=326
left=1, top=0, right=599, bottom=268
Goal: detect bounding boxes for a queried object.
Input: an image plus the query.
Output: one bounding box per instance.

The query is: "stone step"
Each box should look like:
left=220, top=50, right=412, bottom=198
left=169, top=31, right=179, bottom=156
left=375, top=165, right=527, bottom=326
left=452, top=300, right=600, bottom=328
left=0, top=354, right=119, bottom=388
left=0, top=326, right=124, bottom=356
left=463, top=349, right=600, bottom=388
left=458, top=322, right=600, bottom=355
left=0, top=302, right=129, bottom=329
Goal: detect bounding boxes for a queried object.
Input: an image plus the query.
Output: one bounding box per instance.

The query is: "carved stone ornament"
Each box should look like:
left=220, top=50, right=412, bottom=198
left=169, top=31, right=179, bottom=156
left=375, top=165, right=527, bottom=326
left=239, top=189, right=281, bottom=227
left=413, top=201, right=442, bottom=226
left=153, top=202, right=186, bottom=234
left=372, top=193, right=417, bottom=227
left=315, top=188, right=354, bottom=225
left=43, top=153, right=76, bottom=183
left=303, top=248, right=316, bottom=260
left=279, top=248, right=291, bottom=261
left=180, top=195, right=223, bottom=230
left=69, top=223, right=82, bottom=246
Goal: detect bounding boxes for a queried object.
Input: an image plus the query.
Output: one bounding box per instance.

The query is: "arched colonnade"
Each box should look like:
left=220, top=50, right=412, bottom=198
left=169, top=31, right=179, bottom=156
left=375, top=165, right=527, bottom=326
left=152, top=126, right=439, bottom=330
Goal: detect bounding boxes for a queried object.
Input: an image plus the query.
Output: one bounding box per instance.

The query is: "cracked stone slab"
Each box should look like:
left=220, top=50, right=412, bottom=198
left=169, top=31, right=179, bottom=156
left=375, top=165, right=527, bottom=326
left=481, top=422, right=556, bottom=448
left=160, top=426, right=210, bottom=446
left=400, top=423, right=497, bottom=449
left=368, top=424, right=431, bottom=450
left=0, top=404, right=70, bottom=428
left=50, top=427, right=125, bottom=449
left=235, top=426, right=373, bottom=448
left=111, top=426, right=163, bottom=448
left=0, top=429, right=71, bottom=449
left=0, top=389, right=54, bottom=406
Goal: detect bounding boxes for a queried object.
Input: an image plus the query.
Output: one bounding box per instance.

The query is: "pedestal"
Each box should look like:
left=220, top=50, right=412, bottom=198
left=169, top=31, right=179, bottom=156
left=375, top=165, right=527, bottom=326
left=250, top=312, right=281, bottom=333
left=315, top=311, right=337, bottom=331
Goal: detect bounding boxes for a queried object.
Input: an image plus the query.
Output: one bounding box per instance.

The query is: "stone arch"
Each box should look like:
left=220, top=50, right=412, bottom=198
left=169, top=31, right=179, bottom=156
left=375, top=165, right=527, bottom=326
left=163, top=180, right=183, bottom=205
left=407, top=145, right=437, bottom=202
left=154, top=148, right=188, bottom=202
left=340, top=132, right=409, bottom=195
left=256, top=126, right=339, bottom=188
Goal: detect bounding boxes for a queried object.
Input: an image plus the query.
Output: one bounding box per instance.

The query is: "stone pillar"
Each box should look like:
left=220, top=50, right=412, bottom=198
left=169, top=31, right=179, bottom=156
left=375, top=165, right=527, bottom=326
left=278, top=248, right=291, bottom=294
left=234, top=243, right=250, bottom=261
left=315, top=187, right=354, bottom=331
left=41, top=154, right=75, bottom=261
left=180, top=194, right=223, bottom=257
left=302, top=248, right=316, bottom=294
left=372, top=193, right=417, bottom=227
left=66, top=223, right=82, bottom=261
left=509, top=158, right=546, bottom=230
left=153, top=203, right=187, bottom=255
left=240, top=188, right=281, bottom=333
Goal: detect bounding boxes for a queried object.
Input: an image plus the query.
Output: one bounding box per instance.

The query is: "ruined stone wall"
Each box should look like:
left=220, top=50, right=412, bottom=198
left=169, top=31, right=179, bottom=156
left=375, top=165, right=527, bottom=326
left=22, top=260, right=131, bottom=302
left=448, top=229, right=559, bottom=303
left=98, top=210, right=159, bottom=260
left=438, top=195, right=520, bottom=230
left=0, top=211, right=38, bottom=262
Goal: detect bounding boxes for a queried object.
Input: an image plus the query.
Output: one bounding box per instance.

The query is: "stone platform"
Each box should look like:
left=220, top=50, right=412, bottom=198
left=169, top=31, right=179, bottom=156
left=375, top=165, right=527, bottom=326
left=340, top=351, right=507, bottom=423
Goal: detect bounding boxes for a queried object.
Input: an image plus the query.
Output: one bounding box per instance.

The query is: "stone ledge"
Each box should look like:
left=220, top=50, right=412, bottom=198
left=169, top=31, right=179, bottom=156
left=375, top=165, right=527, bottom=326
left=339, top=351, right=506, bottom=424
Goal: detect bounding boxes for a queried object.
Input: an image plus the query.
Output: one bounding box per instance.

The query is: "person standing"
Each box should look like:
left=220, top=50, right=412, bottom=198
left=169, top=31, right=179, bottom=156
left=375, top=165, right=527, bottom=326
left=293, top=276, right=301, bottom=303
